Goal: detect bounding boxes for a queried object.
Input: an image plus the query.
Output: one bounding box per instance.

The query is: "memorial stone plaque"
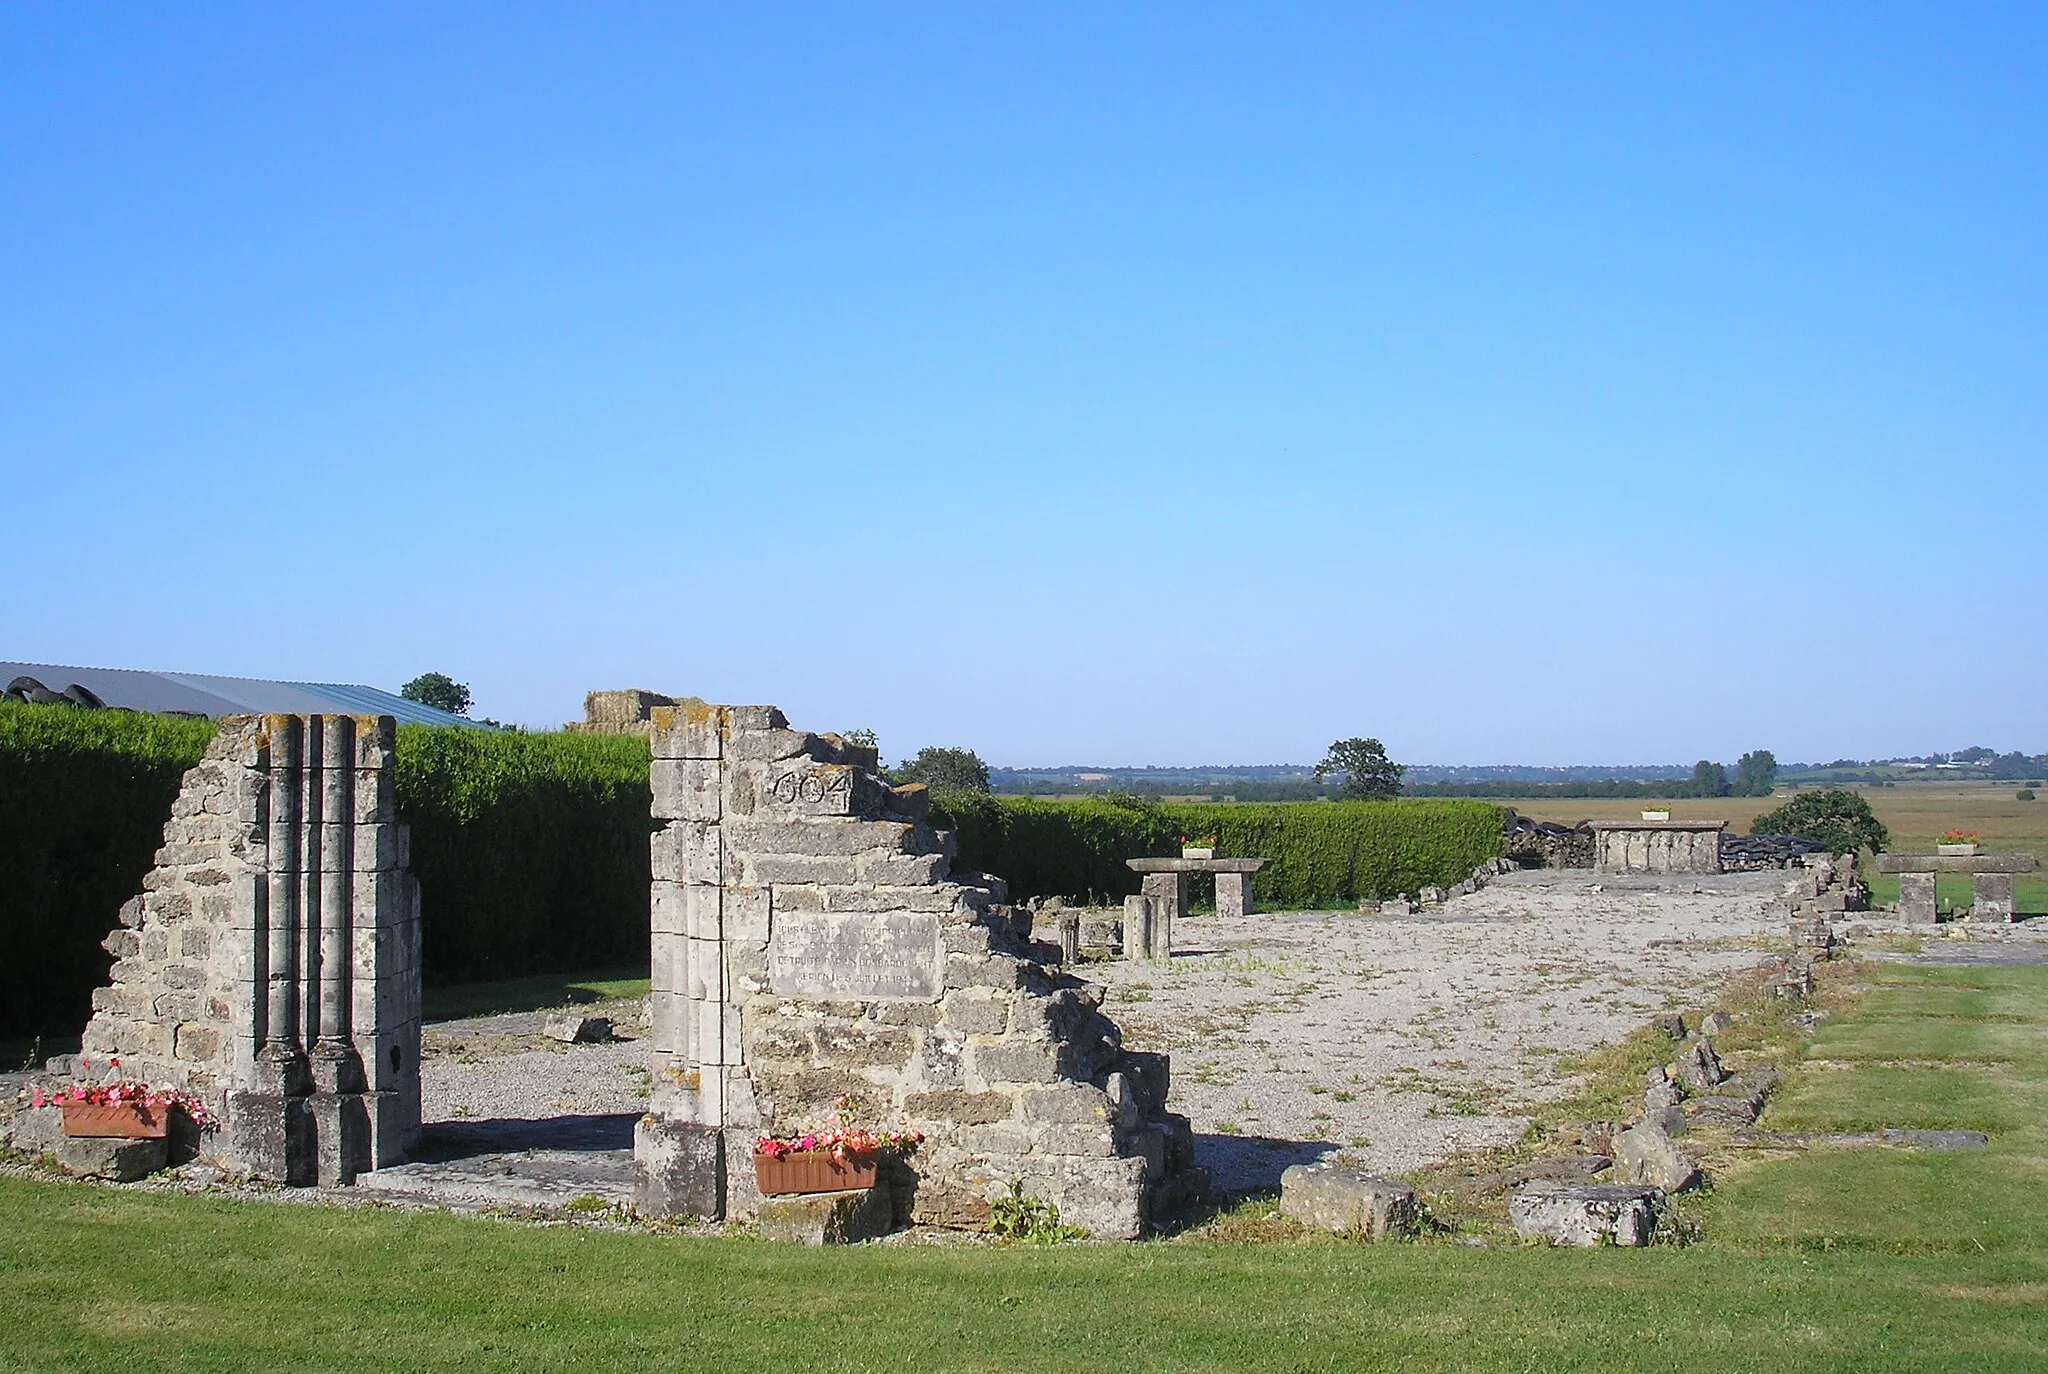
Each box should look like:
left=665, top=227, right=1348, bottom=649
left=769, top=911, right=942, bottom=1000
left=764, top=763, right=857, bottom=817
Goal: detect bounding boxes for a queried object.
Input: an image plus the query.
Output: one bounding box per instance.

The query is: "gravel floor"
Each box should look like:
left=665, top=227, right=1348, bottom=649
left=1088, top=869, right=1789, bottom=1191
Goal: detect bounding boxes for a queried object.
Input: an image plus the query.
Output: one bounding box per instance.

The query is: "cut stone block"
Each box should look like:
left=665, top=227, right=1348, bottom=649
left=755, top=1186, right=893, bottom=1244
left=633, top=1117, right=724, bottom=1219
left=1508, top=1183, right=1663, bottom=1247
left=57, top=1135, right=168, bottom=1182
left=1278, top=1162, right=1418, bottom=1239
left=543, top=1013, right=614, bottom=1044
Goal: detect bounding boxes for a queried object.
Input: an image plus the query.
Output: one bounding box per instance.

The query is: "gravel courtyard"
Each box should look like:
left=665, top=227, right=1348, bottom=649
left=405, top=869, right=1788, bottom=1200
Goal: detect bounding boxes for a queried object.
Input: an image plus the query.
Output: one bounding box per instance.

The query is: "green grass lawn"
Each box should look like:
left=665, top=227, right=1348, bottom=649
left=4, top=961, right=2045, bottom=1371
left=420, top=968, right=652, bottom=1022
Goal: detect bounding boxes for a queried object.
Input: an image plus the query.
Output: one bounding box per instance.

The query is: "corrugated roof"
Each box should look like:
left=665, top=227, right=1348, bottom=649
left=1, top=661, right=484, bottom=729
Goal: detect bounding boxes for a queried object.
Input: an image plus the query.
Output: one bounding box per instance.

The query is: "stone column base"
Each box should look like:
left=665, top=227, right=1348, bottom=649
left=224, top=1090, right=315, bottom=1185
left=633, top=1116, right=726, bottom=1219
left=309, top=1092, right=373, bottom=1186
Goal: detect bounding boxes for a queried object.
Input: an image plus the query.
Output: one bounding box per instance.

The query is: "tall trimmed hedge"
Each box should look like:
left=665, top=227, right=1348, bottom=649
left=934, top=794, right=1504, bottom=910
left=395, top=725, right=654, bottom=983
left=0, top=704, right=216, bottom=1039
left=0, top=705, right=654, bottom=1038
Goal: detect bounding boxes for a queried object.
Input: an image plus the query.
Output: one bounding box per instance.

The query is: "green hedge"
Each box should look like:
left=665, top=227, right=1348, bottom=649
left=395, top=726, right=654, bottom=984
left=0, top=705, right=654, bottom=1039
left=934, top=794, right=1504, bottom=910
left=0, top=704, right=216, bottom=1040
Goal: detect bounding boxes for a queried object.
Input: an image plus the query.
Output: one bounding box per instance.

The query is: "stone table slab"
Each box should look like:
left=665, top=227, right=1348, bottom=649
left=1874, top=853, right=2039, bottom=874
left=1126, top=858, right=1270, bottom=874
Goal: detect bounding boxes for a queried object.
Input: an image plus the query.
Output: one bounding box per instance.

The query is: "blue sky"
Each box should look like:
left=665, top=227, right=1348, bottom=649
left=3, top=5, right=2042, bottom=766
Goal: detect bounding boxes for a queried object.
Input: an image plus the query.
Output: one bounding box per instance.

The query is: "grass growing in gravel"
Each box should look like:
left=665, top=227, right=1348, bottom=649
left=4, top=959, right=2046, bottom=1370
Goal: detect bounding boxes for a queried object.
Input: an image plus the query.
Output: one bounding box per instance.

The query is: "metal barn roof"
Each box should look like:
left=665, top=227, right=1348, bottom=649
left=1, top=661, right=482, bottom=729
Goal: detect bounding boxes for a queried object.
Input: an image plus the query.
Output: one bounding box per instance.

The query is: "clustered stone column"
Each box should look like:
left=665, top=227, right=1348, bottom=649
left=633, top=702, right=1198, bottom=1238
left=80, top=714, right=421, bottom=1185
left=1591, top=822, right=1727, bottom=875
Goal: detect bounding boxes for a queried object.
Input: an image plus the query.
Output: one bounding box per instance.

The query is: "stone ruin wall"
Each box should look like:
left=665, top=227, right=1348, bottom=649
left=77, top=713, right=422, bottom=1183
left=1595, top=825, right=1724, bottom=875
left=634, top=702, right=1196, bottom=1239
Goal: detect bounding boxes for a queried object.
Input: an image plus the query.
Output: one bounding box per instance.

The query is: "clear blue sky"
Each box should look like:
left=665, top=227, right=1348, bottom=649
left=4, top=5, right=2042, bottom=766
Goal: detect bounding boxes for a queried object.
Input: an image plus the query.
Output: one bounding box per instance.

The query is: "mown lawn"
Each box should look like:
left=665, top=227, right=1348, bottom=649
left=3, top=962, right=2045, bottom=1371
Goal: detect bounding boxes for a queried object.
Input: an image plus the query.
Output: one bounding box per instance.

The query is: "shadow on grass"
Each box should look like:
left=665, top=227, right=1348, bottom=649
left=423, top=967, right=651, bottom=1023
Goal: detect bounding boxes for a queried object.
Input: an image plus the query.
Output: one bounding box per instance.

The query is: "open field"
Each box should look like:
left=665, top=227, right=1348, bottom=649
left=6, top=955, right=2045, bottom=1370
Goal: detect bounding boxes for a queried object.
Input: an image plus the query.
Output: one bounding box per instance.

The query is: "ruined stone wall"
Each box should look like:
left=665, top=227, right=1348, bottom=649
left=634, top=703, right=1193, bottom=1239
left=1593, top=824, right=1725, bottom=875
left=78, top=714, right=421, bottom=1184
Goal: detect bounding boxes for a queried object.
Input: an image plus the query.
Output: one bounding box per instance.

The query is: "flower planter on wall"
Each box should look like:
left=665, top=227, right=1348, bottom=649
left=1180, top=848, right=1214, bottom=860
left=60, top=1102, right=169, bottom=1139
left=753, top=1151, right=878, bottom=1195
left=1938, top=844, right=1979, bottom=857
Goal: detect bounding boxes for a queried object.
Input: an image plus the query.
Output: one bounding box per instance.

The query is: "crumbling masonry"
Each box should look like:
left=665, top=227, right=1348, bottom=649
left=634, top=702, right=1198, bottom=1238
left=78, top=713, right=422, bottom=1185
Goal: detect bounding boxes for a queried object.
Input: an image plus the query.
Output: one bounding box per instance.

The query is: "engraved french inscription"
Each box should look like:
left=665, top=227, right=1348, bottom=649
left=769, top=911, right=942, bottom=1000
left=766, top=763, right=856, bottom=816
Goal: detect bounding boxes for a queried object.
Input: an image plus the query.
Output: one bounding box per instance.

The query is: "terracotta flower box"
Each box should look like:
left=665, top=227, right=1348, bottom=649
left=753, top=1150, right=878, bottom=1195
left=61, top=1101, right=170, bottom=1139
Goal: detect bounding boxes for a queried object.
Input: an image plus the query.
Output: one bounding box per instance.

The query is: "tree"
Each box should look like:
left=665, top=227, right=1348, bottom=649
left=1313, top=738, right=1405, bottom=800
left=1750, top=789, right=1890, bottom=855
left=1733, top=749, right=1778, bottom=798
left=400, top=672, right=471, bottom=716
left=1688, top=760, right=1730, bottom=798
left=896, top=746, right=991, bottom=793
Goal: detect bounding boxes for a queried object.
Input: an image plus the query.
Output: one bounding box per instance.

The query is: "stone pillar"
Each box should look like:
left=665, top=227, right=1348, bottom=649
left=1972, top=872, right=2017, bottom=923
left=1898, top=871, right=1938, bottom=924
left=1215, top=871, right=1255, bottom=920
left=636, top=702, right=734, bottom=1221
left=1122, top=895, right=1154, bottom=961
left=1139, top=872, right=1182, bottom=960
left=259, top=716, right=306, bottom=1087
left=1057, top=911, right=1082, bottom=965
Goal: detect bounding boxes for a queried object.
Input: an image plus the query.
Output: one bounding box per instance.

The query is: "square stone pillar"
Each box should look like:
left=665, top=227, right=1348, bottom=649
left=1972, top=872, right=2017, bottom=923
left=1122, top=895, right=1155, bottom=961
left=1139, top=873, right=1183, bottom=960
left=1898, top=871, right=1938, bottom=924
left=1215, top=872, right=1255, bottom=919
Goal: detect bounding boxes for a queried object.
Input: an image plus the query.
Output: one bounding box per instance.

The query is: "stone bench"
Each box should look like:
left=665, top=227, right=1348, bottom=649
left=1873, top=852, right=2038, bottom=923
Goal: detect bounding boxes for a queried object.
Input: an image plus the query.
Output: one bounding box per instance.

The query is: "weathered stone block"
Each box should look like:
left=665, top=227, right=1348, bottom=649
left=1215, top=871, right=1256, bottom=919
left=1278, top=1163, right=1418, bottom=1239
left=1973, top=872, right=2017, bottom=922
left=633, top=1117, right=725, bottom=1219
left=57, top=1135, right=168, bottom=1182
left=651, top=758, right=722, bottom=823
left=543, top=1013, right=613, bottom=1044
left=904, top=1090, right=1014, bottom=1124
left=1898, top=870, right=1939, bottom=924
left=755, top=1186, right=893, bottom=1244
left=1675, top=1039, right=1726, bottom=1090
left=224, top=1089, right=314, bottom=1184
left=649, top=702, right=724, bottom=761
left=651, top=822, right=721, bottom=885
left=940, top=991, right=1010, bottom=1036
left=1021, top=1084, right=1113, bottom=1125
left=973, top=1040, right=1064, bottom=1084
left=1508, top=1183, right=1663, bottom=1247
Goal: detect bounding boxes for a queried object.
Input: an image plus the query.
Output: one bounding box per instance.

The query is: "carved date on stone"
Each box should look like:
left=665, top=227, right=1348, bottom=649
left=767, top=764, right=855, bottom=815
left=769, top=912, right=942, bottom=1000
